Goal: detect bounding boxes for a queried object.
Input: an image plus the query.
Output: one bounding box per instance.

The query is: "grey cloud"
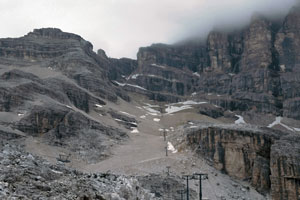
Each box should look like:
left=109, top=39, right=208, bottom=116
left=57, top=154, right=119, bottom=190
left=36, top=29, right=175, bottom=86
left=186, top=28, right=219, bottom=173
left=0, top=0, right=298, bottom=58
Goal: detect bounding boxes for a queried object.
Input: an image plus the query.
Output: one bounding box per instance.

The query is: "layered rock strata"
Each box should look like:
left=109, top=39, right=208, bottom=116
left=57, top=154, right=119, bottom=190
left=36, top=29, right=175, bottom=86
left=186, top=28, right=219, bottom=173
left=184, top=123, right=300, bottom=199
left=120, top=5, right=300, bottom=119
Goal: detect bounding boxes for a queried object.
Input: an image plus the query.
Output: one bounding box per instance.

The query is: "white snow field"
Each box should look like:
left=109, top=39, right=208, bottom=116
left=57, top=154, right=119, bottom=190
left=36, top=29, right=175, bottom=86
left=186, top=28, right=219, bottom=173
left=235, top=115, right=246, bottom=124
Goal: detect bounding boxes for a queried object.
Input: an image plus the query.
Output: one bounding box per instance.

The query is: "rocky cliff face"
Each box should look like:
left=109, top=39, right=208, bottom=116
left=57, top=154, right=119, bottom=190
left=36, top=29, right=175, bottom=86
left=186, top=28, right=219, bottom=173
left=183, top=123, right=300, bottom=199
left=0, top=5, right=299, bottom=200
left=270, top=134, right=300, bottom=200
left=132, top=42, right=205, bottom=97
left=118, top=5, right=300, bottom=120
left=0, top=28, right=132, bottom=163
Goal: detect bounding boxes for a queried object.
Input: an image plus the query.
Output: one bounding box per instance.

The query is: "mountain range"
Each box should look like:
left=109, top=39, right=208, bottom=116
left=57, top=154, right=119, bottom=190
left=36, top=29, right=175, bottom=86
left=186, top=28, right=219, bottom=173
left=1, top=3, right=300, bottom=200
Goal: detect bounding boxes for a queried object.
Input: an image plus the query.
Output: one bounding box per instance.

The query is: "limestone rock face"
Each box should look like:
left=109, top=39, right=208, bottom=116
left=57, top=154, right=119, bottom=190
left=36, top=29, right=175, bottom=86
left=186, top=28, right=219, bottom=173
left=109, top=57, right=137, bottom=81
left=185, top=125, right=277, bottom=187
left=126, top=42, right=205, bottom=99
left=184, top=123, right=300, bottom=199
left=0, top=28, right=129, bottom=162
left=207, top=32, right=232, bottom=72
left=270, top=134, right=300, bottom=200
left=117, top=5, right=300, bottom=119
left=275, top=5, right=300, bottom=120
left=241, top=17, right=273, bottom=70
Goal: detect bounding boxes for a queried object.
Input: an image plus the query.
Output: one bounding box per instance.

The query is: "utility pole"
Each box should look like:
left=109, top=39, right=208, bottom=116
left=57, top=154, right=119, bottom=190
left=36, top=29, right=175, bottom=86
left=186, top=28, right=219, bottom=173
left=165, top=145, right=168, bottom=156
left=193, top=173, right=208, bottom=200
left=182, top=175, right=193, bottom=200
left=163, top=128, right=166, bottom=141
left=159, top=104, right=167, bottom=141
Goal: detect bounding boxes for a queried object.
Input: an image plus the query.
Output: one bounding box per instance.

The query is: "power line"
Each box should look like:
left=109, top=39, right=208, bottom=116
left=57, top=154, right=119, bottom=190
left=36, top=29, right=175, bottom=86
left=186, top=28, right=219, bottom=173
left=193, top=173, right=208, bottom=200
left=182, top=175, right=193, bottom=200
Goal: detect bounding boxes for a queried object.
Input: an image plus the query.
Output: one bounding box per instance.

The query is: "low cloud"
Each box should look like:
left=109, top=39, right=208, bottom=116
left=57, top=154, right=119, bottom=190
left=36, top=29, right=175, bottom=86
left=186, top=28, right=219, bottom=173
left=0, top=0, right=298, bottom=58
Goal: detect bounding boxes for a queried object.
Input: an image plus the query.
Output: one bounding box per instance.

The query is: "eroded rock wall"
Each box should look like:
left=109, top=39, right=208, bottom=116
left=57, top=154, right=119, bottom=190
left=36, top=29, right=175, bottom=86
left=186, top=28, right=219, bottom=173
left=270, top=134, right=300, bottom=200
left=185, top=124, right=300, bottom=199
left=120, top=5, right=300, bottom=118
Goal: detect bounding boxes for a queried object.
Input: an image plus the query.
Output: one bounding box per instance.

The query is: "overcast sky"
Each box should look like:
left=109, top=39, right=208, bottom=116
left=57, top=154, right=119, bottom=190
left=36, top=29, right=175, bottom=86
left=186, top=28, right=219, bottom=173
left=0, top=0, right=298, bottom=58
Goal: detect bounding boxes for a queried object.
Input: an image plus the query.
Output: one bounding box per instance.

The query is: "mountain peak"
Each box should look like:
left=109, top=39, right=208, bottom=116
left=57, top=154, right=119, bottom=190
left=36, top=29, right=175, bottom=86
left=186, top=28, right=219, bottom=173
left=26, top=28, right=83, bottom=41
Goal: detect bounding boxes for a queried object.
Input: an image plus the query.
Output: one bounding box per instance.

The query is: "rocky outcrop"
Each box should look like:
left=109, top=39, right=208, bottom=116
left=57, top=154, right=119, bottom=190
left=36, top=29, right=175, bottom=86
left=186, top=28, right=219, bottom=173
left=0, top=28, right=121, bottom=102
left=108, top=57, right=138, bottom=81
left=183, top=122, right=300, bottom=199
left=130, top=42, right=205, bottom=97
left=115, top=5, right=300, bottom=119
left=108, top=110, right=137, bottom=129
left=15, top=104, right=127, bottom=162
left=0, top=144, right=159, bottom=200
left=0, top=28, right=132, bottom=163
left=137, top=174, right=197, bottom=200
left=196, top=103, right=225, bottom=119
left=275, top=5, right=300, bottom=120
left=270, top=134, right=300, bottom=200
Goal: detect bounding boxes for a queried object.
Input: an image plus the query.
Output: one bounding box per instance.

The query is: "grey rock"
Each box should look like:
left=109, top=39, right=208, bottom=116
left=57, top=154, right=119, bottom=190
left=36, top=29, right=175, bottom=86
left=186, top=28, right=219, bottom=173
left=0, top=144, right=160, bottom=200
left=183, top=122, right=300, bottom=199
left=117, top=5, right=300, bottom=119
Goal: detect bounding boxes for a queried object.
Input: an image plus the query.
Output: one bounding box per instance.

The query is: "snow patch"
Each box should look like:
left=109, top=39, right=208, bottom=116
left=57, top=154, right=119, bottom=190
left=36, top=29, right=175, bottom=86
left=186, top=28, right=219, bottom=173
left=144, top=103, right=159, bottom=108
left=95, top=104, right=103, bottom=108
left=267, top=117, right=282, bottom=128
left=190, top=126, right=199, bottom=129
left=193, top=72, right=200, bottom=77
left=167, top=142, right=177, bottom=153
left=165, top=105, right=192, bottom=114
left=147, top=74, right=159, bottom=78
left=114, top=118, right=137, bottom=126
left=127, top=84, right=147, bottom=90
left=294, top=128, right=300, bottom=132
left=130, top=74, right=140, bottom=79
left=143, top=104, right=160, bottom=116
left=131, top=128, right=139, bottom=133
left=113, top=81, right=126, bottom=86
left=267, top=117, right=296, bottom=132
left=281, top=124, right=295, bottom=132
left=151, top=63, right=166, bottom=69
left=191, top=92, right=197, bottom=96
left=181, top=100, right=207, bottom=105
left=51, top=169, right=63, bottom=174
left=17, top=113, right=24, bottom=117
left=235, top=115, right=246, bottom=124
left=114, top=118, right=123, bottom=122
left=120, top=111, right=135, bottom=118
left=140, top=115, right=146, bottom=119
left=153, top=118, right=160, bottom=122
left=159, top=128, right=164, bottom=132
left=65, top=105, right=72, bottom=109
left=113, top=81, right=147, bottom=90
